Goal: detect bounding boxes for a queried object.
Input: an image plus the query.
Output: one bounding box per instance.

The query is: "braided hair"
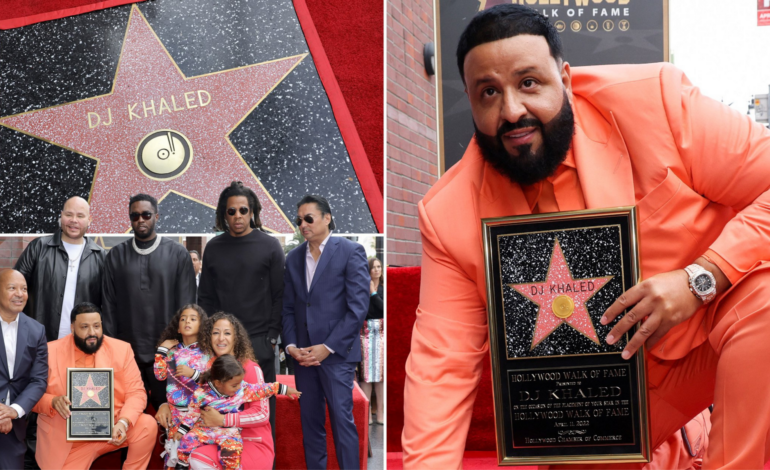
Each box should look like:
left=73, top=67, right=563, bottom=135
left=214, top=181, right=262, bottom=232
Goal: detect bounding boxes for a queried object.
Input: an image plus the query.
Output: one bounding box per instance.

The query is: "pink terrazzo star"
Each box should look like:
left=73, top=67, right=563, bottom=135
left=510, top=238, right=613, bottom=350
left=74, top=375, right=106, bottom=406
left=0, top=5, right=304, bottom=233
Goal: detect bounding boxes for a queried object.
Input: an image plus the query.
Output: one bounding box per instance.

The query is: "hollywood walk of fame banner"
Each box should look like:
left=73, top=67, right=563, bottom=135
left=482, top=207, right=650, bottom=465
left=437, top=0, right=667, bottom=173
left=0, top=0, right=382, bottom=234
left=67, top=368, right=115, bottom=441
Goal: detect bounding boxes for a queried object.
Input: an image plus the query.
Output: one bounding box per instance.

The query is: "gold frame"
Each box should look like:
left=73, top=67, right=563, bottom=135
left=481, top=206, right=650, bottom=465
left=66, top=368, right=115, bottom=442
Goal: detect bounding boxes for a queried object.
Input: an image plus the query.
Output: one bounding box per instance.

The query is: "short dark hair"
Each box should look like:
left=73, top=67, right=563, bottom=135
left=215, top=181, right=262, bottom=232
left=189, top=250, right=200, bottom=260
left=129, top=193, right=158, bottom=213
left=201, top=354, right=245, bottom=384
left=297, top=194, right=336, bottom=231
left=70, top=302, right=102, bottom=324
left=457, top=4, right=563, bottom=83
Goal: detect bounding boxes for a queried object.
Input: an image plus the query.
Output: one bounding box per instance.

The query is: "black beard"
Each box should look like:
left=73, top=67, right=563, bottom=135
left=74, top=333, right=103, bottom=354
left=134, top=226, right=156, bottom=242
left=474, top=90, right=575, bottom=187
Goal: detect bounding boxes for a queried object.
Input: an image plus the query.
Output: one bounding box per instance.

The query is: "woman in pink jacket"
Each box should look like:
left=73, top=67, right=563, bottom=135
left=156, top=312, right=275, bottom=469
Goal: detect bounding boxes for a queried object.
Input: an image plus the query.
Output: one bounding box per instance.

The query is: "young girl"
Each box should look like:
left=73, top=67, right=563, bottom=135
left=175, top=354, right=301, bottom=470
left=154, top=304, right=212, bottom=467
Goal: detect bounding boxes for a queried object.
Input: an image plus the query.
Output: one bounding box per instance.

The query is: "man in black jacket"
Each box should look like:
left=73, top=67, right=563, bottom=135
left=15, top=196, right=104, bottom=342
left=102, top=194, right=196, bottom=411
left=14, top=196, right=102, bottom=469
left=198, top=181, right=284, bottom=454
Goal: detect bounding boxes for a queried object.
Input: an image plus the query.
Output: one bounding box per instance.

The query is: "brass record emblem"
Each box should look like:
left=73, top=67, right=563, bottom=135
left=135, top=129, right=193, bottom=181
left=551, top=295, right=574, bottom=319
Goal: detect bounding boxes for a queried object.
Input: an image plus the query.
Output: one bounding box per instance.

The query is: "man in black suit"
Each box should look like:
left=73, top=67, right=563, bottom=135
left=0, top=269, right=48, bottom=470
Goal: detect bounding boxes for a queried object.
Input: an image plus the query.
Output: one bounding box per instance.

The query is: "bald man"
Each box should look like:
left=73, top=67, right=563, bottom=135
left=0, top=269, right=48, bottom=470
left=15, top=196, right=105, bottom=342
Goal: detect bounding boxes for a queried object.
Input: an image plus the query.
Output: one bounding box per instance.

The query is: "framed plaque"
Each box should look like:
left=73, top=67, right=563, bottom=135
left=482, top=207, right=650, bottom=465
left=66, top=368, right=114, bottom=441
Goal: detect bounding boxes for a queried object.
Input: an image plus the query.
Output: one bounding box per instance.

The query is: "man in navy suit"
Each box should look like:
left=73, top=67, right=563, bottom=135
left=0, top=269, right=48, bottom=470
left=282, top=195, right=369, bottom=470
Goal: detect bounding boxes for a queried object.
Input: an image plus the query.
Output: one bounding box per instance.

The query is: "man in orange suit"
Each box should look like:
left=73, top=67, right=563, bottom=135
left=402, top=5, right=770, bottom=469
left=33, top=302, right=157, bottom=469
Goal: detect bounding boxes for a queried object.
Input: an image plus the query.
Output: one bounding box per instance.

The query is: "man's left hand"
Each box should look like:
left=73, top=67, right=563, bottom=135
left=109, top=420, right=128, bottom=446
left=0, top=417, right=11, bottom=434
left=0, top=404, right=18, bottom=420
left=601, top=269, right=703, bottom=359
left=304, top=344, right=331, bottom=364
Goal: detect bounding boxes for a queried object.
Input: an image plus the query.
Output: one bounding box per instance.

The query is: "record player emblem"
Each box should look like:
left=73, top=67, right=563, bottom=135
left=135, top=129, right=193, bottom=181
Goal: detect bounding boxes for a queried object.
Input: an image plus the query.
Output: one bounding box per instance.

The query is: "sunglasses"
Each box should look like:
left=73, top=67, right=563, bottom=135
left=129, top=211, right=154, bottom=222
left=227, top=207, right=250, bottom=216
left=295, top=214, right=315, bottom=226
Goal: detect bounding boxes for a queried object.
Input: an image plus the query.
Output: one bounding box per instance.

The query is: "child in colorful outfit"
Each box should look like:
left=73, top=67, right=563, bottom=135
left=154, top=304, right=212, bottom=468
left=176, top=354, right=301, bottom=470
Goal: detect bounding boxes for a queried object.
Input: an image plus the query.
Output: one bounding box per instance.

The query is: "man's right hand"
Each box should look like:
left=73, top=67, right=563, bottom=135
left=52, top=396, right=71, bottom=419
left=0, top=417, right=11, bottom=434
left=155, top=403, right=173, bottom=429
left=287, top=346, right=320, bottom=367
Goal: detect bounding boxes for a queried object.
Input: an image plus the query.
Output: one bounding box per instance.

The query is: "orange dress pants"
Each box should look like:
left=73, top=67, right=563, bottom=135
left=61, top=413, right=157, bottom=470
left=561, top=266, right=770, bottom=470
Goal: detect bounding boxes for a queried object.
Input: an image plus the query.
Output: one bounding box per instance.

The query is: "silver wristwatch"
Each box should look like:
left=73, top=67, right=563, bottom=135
left=684, top=264, right=717, bottom=304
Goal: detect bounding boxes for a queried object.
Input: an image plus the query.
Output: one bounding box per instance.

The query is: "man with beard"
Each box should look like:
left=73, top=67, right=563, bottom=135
left=198, top=181, right=285, bottom=451
left=33, top=302, right=157, bottom=469
left=102, top=194, right=196, bottom=411
left=402, top=4, right=770, bottom=469
left=14, top=196, right=104, bottom=469
left=0, top=269, right=47, bottom=470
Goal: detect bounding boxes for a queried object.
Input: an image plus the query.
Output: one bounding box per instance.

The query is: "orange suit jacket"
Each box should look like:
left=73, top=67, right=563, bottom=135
left=32, top=334, right=147, bottom=470
left=402, top=63, right=770, bottom=468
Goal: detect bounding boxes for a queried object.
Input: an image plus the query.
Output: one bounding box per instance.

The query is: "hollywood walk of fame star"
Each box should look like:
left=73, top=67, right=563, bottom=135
left=509, top=237, right=613, bottom=350
left=75, top=375, right=107, bottom=406
left=0, top=5, right=305, bottom=233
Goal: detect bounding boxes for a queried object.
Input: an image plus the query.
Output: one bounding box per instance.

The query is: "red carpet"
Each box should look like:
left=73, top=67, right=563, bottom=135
left=275, top=375, right=370, bottom=470
left=387, top=266, right=500, bottom=454
left=0, top=0, right=142, bottom=29
left=303, top=0, right=384, bottom=194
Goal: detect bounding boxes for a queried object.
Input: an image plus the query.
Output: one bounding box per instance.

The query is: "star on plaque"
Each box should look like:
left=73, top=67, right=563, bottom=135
left=510, top=238, right=613, bottom=350
left=75, top=375, right=106, bottom=406
left=0, top=5, right=304, bottom=233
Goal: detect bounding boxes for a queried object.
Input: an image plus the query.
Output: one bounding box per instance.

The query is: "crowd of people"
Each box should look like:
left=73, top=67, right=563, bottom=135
left=0, top=182, right=380, bottom=470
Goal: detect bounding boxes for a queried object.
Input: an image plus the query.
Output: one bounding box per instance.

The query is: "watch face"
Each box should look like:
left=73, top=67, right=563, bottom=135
left=694, top=273, right=714, bottom=293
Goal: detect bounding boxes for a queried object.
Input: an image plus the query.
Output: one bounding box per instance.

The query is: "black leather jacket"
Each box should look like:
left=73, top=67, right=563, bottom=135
left=14, top=230, right=105, bottom=341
